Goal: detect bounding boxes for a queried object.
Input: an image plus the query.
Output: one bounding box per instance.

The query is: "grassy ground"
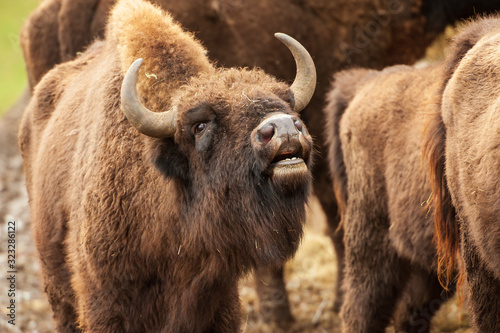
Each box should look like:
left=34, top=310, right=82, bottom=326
left=0, top=0, right=39, bottom=115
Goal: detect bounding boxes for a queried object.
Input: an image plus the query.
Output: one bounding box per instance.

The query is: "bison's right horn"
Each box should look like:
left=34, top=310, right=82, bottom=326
left=274, top=33, right=316, bottom=113
left=121, top=58, right=177, bottom=138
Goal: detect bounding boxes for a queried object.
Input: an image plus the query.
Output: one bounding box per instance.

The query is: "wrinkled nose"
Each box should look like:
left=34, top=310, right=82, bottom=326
left=255, top=114, right=307, bottom=145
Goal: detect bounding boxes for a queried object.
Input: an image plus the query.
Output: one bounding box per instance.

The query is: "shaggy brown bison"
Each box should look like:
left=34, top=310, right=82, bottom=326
left=19, top=0, right=500, bottom=324
left=18, top=0, right=317, bottom=331
left=426, top=16, right=500, bottom=332
left=324, top=63, right=454, bottom=331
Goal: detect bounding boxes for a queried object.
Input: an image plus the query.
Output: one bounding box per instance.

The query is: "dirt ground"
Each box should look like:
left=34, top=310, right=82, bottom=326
left=0, top=90, right=471, bottom=332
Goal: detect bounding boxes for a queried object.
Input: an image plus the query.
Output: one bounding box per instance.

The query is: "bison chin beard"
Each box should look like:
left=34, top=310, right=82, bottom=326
left=269, top=161, right=312, bottom=195
left=178, top=170, right=311, bottom=272
left=244, top=172, right=312, bottom=269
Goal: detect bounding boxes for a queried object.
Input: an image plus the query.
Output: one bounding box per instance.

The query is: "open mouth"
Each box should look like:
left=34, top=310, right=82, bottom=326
left=265, top=147, right=311, bottom=193
left=270, top=150, right=306, bottom=168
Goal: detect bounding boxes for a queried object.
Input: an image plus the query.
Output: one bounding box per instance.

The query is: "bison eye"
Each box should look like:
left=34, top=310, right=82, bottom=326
left=193, top=122, right=207, bottom=135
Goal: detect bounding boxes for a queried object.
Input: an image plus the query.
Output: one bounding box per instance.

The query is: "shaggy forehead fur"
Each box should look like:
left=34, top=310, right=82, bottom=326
left=174, top=68, right=291, bottom=115
left=173, top=69, right=292, bottom=146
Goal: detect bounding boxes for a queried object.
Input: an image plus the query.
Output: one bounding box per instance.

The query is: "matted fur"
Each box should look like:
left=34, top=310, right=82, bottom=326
left=19, top=0, right=314, bottom=331
left=325, top=63, right=452, bottom=333
left=426, top=16, right=500, bottom=332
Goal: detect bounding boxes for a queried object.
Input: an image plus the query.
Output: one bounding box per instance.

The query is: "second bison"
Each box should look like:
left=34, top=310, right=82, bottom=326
left=324, top=50, right=460, bottom=332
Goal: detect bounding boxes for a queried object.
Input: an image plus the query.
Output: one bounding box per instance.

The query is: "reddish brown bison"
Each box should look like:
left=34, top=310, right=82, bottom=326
left=19, top=0, right=317, bottom=331
left=18, top=0, right=500, bottom=324
left=426, top=16, right=500, bottom=332
left=324, top=61, right=455, bottom=331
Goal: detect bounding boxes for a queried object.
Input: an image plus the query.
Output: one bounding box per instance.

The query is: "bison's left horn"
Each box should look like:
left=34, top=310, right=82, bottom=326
left=275, top=33, right=316, bottom=112
left=121, top=58, right=177, bottom=138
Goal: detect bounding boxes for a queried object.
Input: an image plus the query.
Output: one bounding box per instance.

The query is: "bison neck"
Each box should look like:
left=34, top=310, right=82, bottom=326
left=176, top=176, right=308, bottom=273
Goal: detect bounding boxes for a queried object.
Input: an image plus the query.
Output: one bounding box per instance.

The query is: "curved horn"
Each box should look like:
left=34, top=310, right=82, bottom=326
left=274, top=33, right=317, bottom=112
left=121, top=58, right=176, bottom=138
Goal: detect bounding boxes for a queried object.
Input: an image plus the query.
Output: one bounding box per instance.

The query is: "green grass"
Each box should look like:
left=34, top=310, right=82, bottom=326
left=0, top=0, right=39, bottom=115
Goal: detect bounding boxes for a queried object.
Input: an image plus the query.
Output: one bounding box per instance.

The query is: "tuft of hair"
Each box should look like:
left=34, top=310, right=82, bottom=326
left=424, top=15, right=500, bottom=289
left=324, top=68, right=378, bottom=225
left=106, top=0, right=213, bottom=111
left=424, top=111, right=457, bottom=289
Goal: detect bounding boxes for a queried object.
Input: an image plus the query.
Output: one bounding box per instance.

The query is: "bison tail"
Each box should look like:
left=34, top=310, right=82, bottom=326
left=324, top=68, right=377, bottom=228
left=423, top=112, right=459, bottom=290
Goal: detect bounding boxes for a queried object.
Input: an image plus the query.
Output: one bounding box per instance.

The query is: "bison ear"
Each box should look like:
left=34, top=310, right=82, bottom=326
left=107, top=0, right=213, bottom=111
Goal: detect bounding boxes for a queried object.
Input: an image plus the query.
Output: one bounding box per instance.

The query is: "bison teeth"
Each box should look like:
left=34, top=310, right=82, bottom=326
left=274, top=157, right=305, bottom=167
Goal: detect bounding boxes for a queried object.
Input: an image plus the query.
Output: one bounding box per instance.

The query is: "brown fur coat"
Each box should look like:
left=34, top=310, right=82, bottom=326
left=325, top=62, right=450, bottom=332
left=19, top=0, right=314, bottom=331
left=426, top=16, right=500, bottom=332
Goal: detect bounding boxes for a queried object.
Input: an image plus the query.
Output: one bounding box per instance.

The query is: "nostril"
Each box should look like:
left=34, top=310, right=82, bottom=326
left=258, top=123, right=275, bottom=145
left=294, top=118, right=303, bottom=132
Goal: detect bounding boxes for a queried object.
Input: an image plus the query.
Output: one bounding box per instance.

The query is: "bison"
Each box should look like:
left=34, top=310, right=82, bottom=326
left=18, top=0, right=500, bottom=324
left=426, top=16, right=500, bottom=332
left=18, top=0, right=317, bottom=331
left=324, top=61, right=455, bottom=331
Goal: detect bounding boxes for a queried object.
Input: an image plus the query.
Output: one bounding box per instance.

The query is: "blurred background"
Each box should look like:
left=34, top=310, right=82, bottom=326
left=0, top=0, right=38, bottom=116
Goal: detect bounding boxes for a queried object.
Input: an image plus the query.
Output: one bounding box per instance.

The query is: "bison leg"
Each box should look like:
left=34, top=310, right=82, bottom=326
left=209, top=282, right=241, bottom=332
left=313, top=164, right=345, bottom=313
left=341, top=231, right=410, bottom=333
left=393, top=267, right=452, bottom=333
left=33, top=219, right=80, bottom=332
left=38, top=249, right=80, bottom=332
left=326, top=209, right=344, bottom=313
left=340, top=177, right=410, bottom=332
left=69, top=267, right=140, bottom=332
left=462, top=229, right=500, bottom=332
left=254, top=266, right=294, bottom=324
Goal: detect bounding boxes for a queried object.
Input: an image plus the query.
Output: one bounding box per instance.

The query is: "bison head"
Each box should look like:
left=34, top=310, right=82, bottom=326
left=121, top=33, right=315, bottom=194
